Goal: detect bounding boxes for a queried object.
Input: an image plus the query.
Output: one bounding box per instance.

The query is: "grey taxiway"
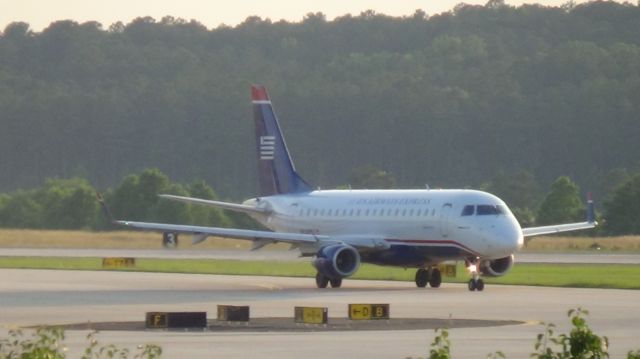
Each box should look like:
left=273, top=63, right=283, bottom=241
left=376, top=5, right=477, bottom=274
left=0, top=267, right=638, bottom=358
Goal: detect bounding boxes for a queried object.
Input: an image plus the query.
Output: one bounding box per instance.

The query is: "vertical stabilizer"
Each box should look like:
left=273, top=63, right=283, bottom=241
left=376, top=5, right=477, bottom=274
left=252, top=85, right=312, bottom=196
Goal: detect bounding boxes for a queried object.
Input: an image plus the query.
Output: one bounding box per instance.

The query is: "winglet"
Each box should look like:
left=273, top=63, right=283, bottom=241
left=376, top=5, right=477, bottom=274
left=96, top=192, right=116, bottom=224
left=587, top=192, right=596, bottom=224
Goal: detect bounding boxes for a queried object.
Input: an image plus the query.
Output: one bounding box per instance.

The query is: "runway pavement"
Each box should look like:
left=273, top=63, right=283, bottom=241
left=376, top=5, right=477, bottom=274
left=0, top=269, right=638, bottom=358
left=2, top=247, right=640, bottom=264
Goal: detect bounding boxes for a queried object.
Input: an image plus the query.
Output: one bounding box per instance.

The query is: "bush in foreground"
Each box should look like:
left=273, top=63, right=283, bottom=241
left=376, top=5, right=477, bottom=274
left=419, top=308, right=638, bottom=359
left=0, top=328, right=161, bottom=359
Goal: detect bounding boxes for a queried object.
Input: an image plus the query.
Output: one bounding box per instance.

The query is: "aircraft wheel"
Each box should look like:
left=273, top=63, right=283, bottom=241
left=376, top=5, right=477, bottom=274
left=468, top=279, right=476, bottom=291
left=315, top=272, right=329, bottom=289
left=415, top=268, right=428, bottom=288
left=329, top=278, right=343, bottom=288
left=429, top=268, right=442, bottom=288
left=476, top=279, right=485, bottom=291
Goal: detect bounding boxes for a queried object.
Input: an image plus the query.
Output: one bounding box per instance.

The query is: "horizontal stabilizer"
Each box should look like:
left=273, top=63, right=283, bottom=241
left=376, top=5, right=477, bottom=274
left=159, top=194, right=270, bottom=215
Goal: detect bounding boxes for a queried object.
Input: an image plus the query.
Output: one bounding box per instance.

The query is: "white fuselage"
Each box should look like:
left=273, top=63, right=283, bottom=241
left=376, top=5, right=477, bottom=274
left=245, top=189, right=524, bottom=265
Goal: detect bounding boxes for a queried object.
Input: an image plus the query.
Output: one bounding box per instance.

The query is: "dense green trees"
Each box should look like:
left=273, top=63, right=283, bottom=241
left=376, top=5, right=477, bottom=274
left=1, top=1, right=640, bottom=232
left=105, top=168, right=232, bottom=228
left=603, top=174, right=640, bottom=235
left=0, top=169, right=233, bottom=230
left=347, top=165, right=396, bottom=189
left=0, top=1, right=639, bottom=201
left=0, top=178, right=96, bottom=229
left=536, top=176, right=584, bottom=225
left=0, top=169, right=639, bottom=234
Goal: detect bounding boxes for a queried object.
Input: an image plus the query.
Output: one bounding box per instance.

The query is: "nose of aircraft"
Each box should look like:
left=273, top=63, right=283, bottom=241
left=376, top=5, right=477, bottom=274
left=493, top=216, right=524, bottom=256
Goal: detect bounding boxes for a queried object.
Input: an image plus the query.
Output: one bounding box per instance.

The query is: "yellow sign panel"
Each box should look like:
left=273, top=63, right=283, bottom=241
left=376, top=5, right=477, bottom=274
left=438, top=264, right=457, bottom=278
left=102, top=257, right=136, bottom=268
left=217, top=305, right=250, bottom=322
left=348, top=304, right=389, bottom=320
left=145, top=312, right=167, bottom=329
left=294, top=307, right=327, bottom=324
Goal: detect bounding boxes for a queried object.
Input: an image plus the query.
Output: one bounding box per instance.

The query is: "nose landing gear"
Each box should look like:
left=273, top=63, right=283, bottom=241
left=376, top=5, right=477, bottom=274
left=414, top=267, right=442, bottom=288
left=466, top=258, right=484, bottom=291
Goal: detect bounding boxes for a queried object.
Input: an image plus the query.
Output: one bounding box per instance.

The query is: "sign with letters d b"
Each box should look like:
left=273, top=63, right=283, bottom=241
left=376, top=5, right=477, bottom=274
left=348, top=304, right=389, bottom=320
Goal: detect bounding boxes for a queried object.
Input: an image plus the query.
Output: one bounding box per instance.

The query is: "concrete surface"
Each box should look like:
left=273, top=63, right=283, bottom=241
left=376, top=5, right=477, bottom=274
left=0, top=269, right=638, bottom=358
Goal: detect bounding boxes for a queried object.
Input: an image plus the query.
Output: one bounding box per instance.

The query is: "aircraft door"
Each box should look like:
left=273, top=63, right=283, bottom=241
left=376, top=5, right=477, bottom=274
left=440, top=203, right=453, bottom=238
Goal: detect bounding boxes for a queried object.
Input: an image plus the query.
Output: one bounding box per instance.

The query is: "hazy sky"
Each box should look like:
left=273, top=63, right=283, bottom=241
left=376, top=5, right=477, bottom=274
left=0, top=0, right=620, bottom=32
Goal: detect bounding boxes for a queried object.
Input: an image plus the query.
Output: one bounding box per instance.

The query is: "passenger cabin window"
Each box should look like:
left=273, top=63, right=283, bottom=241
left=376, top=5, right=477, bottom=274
left=461, top=205, right=475, bottom=216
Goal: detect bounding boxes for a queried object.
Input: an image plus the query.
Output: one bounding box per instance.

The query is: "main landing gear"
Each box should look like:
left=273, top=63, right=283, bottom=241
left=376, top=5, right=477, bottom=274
left=466, top=259, right=484, bottom=292
left=315, top=272, right=342, bottom=288
left=414, top=267, right=442, bottom=288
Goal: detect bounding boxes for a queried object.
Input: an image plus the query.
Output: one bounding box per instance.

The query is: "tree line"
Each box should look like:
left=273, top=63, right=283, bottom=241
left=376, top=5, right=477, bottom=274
left=0, top=169, right=234, bottom=231
left=1, top=1, right=639, bottom=228
left=0, top=167, right=639, bottom=234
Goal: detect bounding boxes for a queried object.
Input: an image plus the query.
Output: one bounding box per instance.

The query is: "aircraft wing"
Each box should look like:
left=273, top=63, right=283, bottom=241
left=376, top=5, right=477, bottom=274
left=521, top=196, right=597, bottom=237
left=159, top=194, right=269, bottom=215
left=521, top=221, right=596, bottom=237
left=98, top=193, right=389, bottom=251
left=113, top=219, right=325, bottom=245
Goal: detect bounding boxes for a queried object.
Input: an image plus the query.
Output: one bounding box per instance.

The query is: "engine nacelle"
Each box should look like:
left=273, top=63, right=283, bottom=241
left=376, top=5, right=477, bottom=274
left=480, top=255, right=514, bottom=277
left=312, top=244, right=361, bottom=279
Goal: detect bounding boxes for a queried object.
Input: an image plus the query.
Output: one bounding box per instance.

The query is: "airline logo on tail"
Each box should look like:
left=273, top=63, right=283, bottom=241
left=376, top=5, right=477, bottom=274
left=251, top=85, right=313, bottom=196
left=260, top=136, right=276, bottom=160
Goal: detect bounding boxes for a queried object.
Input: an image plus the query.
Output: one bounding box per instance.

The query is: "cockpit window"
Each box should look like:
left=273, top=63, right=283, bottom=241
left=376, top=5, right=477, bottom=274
left=461, top=205, right=475, bottom=216
left=477, top=205, right=502, bottom=215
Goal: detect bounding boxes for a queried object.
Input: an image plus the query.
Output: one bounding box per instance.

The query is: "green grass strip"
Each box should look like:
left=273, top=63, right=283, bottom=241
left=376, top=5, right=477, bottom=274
left=0, top=257, right=639, bottom=290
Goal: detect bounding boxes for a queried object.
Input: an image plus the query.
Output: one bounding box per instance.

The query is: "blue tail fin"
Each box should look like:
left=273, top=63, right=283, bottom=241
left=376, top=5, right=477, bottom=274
left=252, top=85, right=312, bottom=196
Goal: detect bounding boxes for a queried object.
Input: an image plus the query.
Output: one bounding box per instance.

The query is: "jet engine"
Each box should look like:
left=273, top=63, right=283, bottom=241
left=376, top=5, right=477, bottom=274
left=312, top=244, right=360, bottom=279
left=479, top=254, right=514, bottom=277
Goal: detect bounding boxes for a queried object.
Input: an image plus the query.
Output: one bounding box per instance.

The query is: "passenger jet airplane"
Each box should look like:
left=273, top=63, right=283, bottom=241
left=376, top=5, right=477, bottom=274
left=101, top=85, right=596, bottom=291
